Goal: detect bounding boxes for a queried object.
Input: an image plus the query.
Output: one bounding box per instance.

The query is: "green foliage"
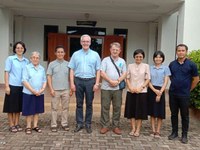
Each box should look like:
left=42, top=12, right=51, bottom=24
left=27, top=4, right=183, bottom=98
left=188, top=49, right=200, bottom=109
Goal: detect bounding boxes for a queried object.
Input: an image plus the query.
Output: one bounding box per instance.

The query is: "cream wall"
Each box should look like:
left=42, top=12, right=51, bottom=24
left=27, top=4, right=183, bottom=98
left=0, top=8, right=13, bottom=84
left=177, top=0, right=200, bottom=51
left=19, top=17, right=150, bottom=68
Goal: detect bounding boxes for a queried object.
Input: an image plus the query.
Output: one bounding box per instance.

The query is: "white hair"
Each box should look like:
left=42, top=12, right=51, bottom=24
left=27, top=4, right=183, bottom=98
left=80, top=34, right=91, bottom=41
left=31, top=51, right=40, bottom=58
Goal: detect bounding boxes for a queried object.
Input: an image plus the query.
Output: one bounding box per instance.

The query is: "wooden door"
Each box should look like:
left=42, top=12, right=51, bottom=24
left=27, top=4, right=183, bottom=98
left=48, top=33, right=68, bottom=62
left=103, top=35, right=124, bottom=58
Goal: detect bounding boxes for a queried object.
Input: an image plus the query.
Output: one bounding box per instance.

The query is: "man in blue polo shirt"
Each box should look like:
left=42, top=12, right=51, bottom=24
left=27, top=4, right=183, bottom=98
left=68, top=34, right=101, bottom=134
left=168, top=44, right=199, bottom=144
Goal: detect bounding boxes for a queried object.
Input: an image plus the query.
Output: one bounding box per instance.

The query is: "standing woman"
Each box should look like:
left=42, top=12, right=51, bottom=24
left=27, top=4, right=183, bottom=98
left=22, top=51, right=46, bottom=134
left=148, top=51, right=171, bottom=138
left=3, top=41, right=29, bottom=132
left=124, top=49, right=150, bottom=137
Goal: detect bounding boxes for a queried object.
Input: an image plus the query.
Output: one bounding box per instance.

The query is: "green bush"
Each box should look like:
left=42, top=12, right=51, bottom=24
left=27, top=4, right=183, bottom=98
left=188, top=49, right=200, bottom=109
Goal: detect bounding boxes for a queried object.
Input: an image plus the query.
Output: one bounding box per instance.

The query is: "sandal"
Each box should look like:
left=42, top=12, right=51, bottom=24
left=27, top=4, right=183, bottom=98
left=133, top=132, right=140, bottom=137
left=51, top=127, right=57, bottom=132
left=25, top=128, right=32, bottom=134
left=129, top=130, right=135, bottom=136
left=154, top=132, right=161, bottom=138
left=32, top=127, right=42, bottom=133
left=150, top=132, right=155, bottom=137
left=62, top=125, right=70, bottom=131
left=9, top=126, right=17, bottom=133
left=15, top=125, right=23, bottom=131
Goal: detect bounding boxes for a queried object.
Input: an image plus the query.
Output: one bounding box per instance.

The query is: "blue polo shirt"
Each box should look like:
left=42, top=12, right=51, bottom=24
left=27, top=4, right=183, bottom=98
left=169, top=58, right=198, bottom=97
left=22, top=63, right=47, bottom=95
left=5, top=54, right=29, bottom=86
left=68, top=49, right=101, bottom=78
left=150, top=65, right=171, bottom=87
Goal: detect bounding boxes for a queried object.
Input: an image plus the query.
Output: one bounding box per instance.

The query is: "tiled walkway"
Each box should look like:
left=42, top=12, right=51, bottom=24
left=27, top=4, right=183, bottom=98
left=0, top=88, right=200, bottom=150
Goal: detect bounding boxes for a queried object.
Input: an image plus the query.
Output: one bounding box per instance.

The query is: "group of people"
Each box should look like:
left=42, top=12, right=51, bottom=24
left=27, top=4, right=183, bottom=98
left=3, top=34, right=199, bottom=144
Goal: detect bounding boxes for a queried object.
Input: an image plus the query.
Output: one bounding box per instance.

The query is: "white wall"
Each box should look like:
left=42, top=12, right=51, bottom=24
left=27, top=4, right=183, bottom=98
left=0, top=8, right=13, bottom=83
left=158, top=12, right=178, bottom=66
left=19, top=17, right=150, bottom=68
left=182, top=0, right=200, bottom=51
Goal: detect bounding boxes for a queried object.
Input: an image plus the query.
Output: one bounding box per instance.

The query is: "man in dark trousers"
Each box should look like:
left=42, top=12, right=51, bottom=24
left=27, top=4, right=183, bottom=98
left=68, top=34, right=101, bottom=134
left=168, top=44, right=199, bottom=144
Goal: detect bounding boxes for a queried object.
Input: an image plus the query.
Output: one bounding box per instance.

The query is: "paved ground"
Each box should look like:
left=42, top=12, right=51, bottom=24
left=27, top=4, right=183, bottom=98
left=0, top=88, right=200, bottom=150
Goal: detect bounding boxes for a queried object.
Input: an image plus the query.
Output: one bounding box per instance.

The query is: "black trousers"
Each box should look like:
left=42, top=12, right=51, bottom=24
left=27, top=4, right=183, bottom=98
left=169, top=92, right=190, bottom=135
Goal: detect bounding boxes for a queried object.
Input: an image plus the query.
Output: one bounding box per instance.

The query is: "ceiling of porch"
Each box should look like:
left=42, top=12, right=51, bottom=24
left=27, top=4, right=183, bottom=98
left=0, top=0, right=184, bottom=22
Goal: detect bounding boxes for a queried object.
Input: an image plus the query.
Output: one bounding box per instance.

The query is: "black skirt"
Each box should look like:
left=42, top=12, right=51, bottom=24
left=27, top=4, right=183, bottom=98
left=3, top=85, right=23, bottom=113
left=147, top=86, right=165, bottom=119
left=124, top=92, right=148, bottom=120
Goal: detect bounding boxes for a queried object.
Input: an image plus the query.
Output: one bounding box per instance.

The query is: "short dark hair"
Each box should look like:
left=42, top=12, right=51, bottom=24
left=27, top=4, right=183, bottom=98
left=153, top=51, right=165, bottom=63
left=13, top=41, right=26, bottom=54
left=55, top=45, right=65, bottom=52
left=176, top=44, right=188, bottom=51
left=133, top=49, right=145, bottom=58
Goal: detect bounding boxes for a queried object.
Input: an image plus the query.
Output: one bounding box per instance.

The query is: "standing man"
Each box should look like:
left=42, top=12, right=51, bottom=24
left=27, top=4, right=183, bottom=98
left=68, top=34, right=101, bottom=133
left=47, top=45, right=70, bottom=132
left=168, top=44, right=199, bottom=144
left=100, top=42, right=126, bottom=135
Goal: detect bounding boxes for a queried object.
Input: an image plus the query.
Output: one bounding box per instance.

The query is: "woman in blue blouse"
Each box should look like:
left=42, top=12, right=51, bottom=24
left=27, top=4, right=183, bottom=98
left=3, top=41, right=29, bottom=132
left=22, top=51, right=46, bottom=134
left=148, top=51, right=171, bottom=138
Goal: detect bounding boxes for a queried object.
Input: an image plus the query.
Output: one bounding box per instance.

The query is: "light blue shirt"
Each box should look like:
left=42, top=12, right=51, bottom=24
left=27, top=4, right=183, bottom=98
left=150, top=65, right=171, bottom=87
left=22, top=63, right=47, bottom=95
left=68, top=49, right=101, bottom=78
left=101, top=56, right=127, bottom=90
left=5, top=54, right=29, bottom=86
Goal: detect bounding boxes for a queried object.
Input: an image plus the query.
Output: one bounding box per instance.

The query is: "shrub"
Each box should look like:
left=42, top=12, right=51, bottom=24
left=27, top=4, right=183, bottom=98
left=188, top=49, right=200, bottom=109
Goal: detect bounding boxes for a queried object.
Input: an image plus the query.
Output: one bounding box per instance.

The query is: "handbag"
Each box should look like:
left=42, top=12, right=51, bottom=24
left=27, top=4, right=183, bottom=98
left=110, top=56, right=126, bottom=90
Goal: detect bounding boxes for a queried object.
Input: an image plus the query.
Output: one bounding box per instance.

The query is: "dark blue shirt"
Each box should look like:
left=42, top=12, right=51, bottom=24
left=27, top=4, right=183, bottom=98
left=169, top=58, right=198, bottom=97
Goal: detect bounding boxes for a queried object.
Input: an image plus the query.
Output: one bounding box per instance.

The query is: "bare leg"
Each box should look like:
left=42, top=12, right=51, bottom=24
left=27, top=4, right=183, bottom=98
left=14, top=112, right=20, bottom=126
left=130, top=118, right=136, bottom=132
left=156, top=118, right=162, bottom=134
left=26, top=116, right=32, bottom=128
left=33, top=114, right=39, bottom=128
left=150, top=116, right=156, bottom=133
left=134, top=119, right=142, bottom=136
left=8, top=113, right=14, bottom=127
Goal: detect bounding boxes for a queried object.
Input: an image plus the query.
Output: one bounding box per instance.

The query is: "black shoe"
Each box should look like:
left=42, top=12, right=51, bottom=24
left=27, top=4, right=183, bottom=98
left=86, top=127, right=92, bottom=133
left=74, top=125, right=83, bottom=133
left=181, top=135, right=188, bottom=144
left=168, top=132, right=178, bottom=140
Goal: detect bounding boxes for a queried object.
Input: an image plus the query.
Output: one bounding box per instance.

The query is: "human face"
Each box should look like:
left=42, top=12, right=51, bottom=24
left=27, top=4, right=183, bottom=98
left=110, top=45, right=121, bottom=59
left=154, top=55, right=163, bottom=65
left=80, top=36, right=91, bottom=51
left=134, top=53, right=143, bottom=64
left=30, top=53, right=40, bottom=66
left=55, top=48, right=65, bottom=60
left=176, top=46, right=187, bottom=60
left=15, top=44, right=25, bottom=56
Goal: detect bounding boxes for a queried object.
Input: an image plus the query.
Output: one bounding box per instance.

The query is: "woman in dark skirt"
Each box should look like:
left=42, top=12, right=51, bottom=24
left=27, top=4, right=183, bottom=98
left=148, top=51, right=171, bottom=138
left=22, top=51, right=46, bottom=134
left=124, top=49, right=150, bottom=137
left=3, top=41, right=29, bottom=132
